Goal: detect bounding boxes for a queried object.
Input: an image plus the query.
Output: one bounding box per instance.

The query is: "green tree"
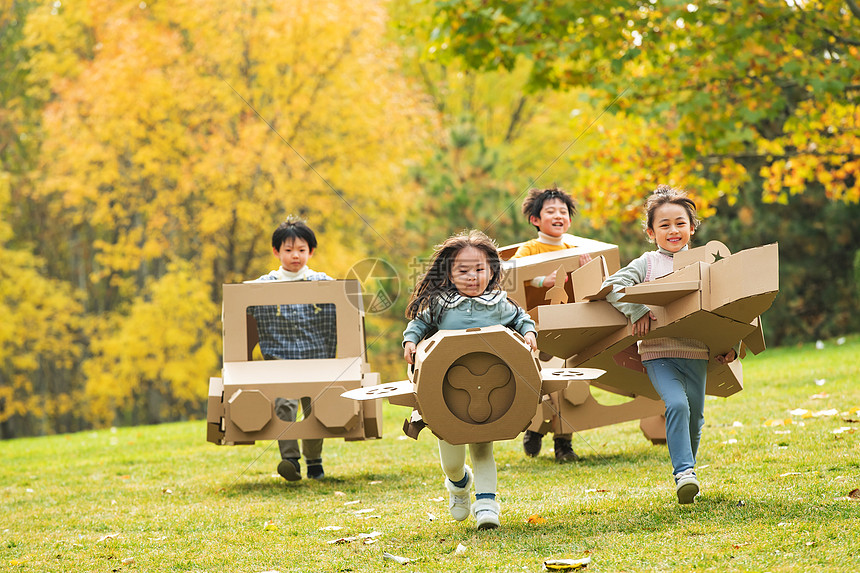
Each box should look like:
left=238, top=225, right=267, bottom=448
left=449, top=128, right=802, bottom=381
left=423, top=0, right=860, bottom=207
left=410, top=0, right=860, bottom=342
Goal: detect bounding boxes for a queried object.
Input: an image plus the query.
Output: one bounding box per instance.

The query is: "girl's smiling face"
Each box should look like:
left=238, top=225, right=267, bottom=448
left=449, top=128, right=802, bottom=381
left=449, top=246, right=491, bottom=297
left=647, top=203, right=694, bottom=253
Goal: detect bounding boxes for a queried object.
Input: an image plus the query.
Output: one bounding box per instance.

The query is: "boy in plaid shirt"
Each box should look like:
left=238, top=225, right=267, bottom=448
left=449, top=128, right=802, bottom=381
left=247, top=218, right=336, bottom=481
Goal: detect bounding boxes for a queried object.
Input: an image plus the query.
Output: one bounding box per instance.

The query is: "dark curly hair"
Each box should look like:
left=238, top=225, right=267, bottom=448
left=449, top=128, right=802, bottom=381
left=405, top=230, right=503, bottom=321
left=521, top=186, right=577, bottom=229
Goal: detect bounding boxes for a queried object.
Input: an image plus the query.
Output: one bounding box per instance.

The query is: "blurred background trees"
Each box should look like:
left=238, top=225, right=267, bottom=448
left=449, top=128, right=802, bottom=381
left=407, top=0, right=860, bottom=342
left=1, top=0, right=858, bottom=436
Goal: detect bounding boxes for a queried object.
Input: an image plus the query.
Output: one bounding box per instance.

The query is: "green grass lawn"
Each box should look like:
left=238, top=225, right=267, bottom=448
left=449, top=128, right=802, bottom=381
left=2, top=335, right=859, bottom=572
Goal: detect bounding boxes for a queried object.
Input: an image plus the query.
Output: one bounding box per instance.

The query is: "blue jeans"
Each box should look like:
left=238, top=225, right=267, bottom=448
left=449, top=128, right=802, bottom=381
left=643, top=358, right=708, bottom=477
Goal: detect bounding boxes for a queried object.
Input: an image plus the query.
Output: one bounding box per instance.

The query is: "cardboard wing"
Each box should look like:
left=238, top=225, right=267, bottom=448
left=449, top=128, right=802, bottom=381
left=207, top=279, right=383, bottom=446
left=380, top=325, right=605, bottom=445
left=341, top=380, right=414, bottom=401
left=525, top=351, right=666, bottom=443
left=531, top=243, right=778, bottom=399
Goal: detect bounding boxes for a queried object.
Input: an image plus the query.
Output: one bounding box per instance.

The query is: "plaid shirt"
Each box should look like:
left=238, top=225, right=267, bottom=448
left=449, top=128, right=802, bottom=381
left=247, top=270, right=337, bottom=360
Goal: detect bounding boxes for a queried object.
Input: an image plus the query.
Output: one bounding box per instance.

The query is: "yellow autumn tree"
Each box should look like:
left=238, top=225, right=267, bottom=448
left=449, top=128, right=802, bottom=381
left=17, top=0, right=433, bottom=427
left=82, top=261, right=220, bottom=426
left=0, top=174, right=85, bottom=437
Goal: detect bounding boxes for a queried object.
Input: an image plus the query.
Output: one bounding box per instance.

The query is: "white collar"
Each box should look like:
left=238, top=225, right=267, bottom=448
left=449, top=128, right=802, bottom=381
left=537, top=231, right=565, bottom=246
left=438, top=290, right=507, bottom=309
left=270, top=265, right=310, bottom=281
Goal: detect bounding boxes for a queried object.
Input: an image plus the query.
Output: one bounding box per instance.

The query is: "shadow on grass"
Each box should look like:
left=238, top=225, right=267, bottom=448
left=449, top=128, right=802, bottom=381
left=501, top=448, right=668, bottom=474
left=221, top=467, right=427, bottom=497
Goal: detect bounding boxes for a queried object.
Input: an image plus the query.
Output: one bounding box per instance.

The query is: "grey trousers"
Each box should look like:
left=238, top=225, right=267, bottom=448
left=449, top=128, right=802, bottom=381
left=275, top=397, right=323, bottom=461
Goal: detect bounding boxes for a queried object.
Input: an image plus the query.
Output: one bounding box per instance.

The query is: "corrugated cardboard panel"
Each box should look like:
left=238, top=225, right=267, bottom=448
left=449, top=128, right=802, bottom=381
left=222, top=358, right=362, bottom=387
left=642, top=262, right=706, bottom=325
left=673, top=240, right=731, bottom=270
left=573, top=338, right=660, bottom=399
left=222, top=380, right=366, bottom=443
left=554, top=392, right=665, bottom=434
left=742, top=318, right=767, bottom=355
left=358, top=372, right=383, bottom=439
left=712, top=293, right=779, bottom=326
left=706, top=243, right=779, bottom=323
left=648, top=310, right=758, bottom=359
left=620, top=281, right=701, bottom=305
left=570, top=255, right=613, bottom=302
left=207, top=377, right=225, bottom=444
left=706, top=355, right=743, bottom=397
left=532, top=301, right=628, bottom=360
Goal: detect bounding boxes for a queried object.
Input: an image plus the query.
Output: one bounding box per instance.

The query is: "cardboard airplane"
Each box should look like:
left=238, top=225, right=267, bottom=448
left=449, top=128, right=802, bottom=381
left=207, top=279, right=383, bottom=446
left=531, top=241, right=779, bottom=405
left=498, top=234, right=621, bottom=311
left=342, top=325, right=605, bottom=445
left=499, top=234, right=668, bottom=442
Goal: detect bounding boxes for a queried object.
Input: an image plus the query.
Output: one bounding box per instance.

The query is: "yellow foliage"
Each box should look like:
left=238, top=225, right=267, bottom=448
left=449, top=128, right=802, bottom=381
left=0, top=185, right=84, bottom=428
left=12, top=0, right=435, bottom=427
left=82, top=262, right=220, bottom=426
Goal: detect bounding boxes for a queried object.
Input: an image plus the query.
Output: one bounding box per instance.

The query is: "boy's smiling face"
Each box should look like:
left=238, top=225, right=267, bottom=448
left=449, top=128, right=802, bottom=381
left=274, top=238, right=313, bottom=272
left=530, top=198, right=571, bottom=238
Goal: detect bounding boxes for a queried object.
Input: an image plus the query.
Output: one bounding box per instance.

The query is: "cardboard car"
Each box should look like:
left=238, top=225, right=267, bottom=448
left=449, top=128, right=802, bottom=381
left=342, top=324, right=604, bottom=445
left=206, top=279, right=383, bottom=446
left=499, top=234, right=668, bottom=442
left=531, top=241, right=779, bottom=403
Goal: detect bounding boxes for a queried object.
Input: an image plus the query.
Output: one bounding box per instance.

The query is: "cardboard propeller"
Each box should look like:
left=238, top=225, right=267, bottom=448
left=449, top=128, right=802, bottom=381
left=342, top=380, right=413, bottom=401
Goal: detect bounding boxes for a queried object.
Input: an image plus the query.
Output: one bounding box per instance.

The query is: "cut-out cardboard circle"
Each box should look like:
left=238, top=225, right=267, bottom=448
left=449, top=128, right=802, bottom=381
left=443, top=353, right=515, bottom=424
left=413, top=326, right=542, bottom=444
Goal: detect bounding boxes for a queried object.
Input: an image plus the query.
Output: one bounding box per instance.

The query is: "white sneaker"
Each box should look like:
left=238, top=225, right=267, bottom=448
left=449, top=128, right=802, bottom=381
left=472, top=498, right=500, bottom=530
left=675, top=469, right=700, bottom=504
left=444, top=466, right=473, bottom=521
